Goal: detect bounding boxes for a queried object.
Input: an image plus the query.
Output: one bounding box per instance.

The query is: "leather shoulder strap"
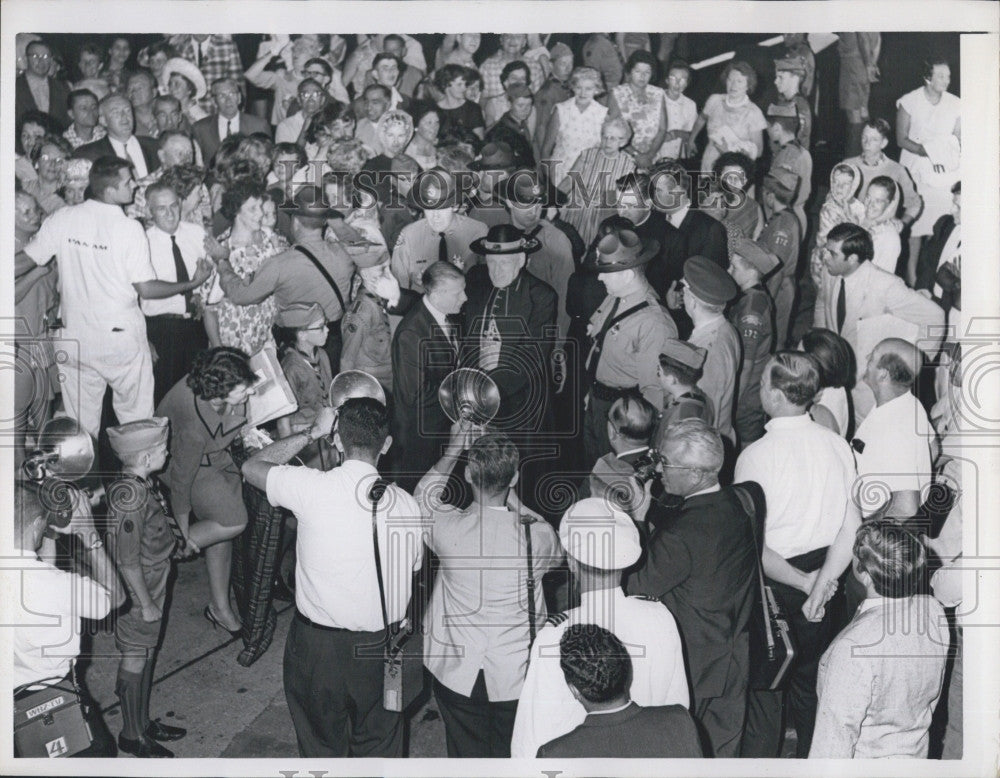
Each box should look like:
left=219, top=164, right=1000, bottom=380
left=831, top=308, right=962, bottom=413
left=294, top=244, right=346, bottom=314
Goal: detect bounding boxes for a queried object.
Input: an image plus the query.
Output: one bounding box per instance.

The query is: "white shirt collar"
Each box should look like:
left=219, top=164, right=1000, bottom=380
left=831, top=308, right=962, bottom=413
left=423, top=296, right=450, bottom=329
left=218, top=113, right=240, bottom=135
left=688, top=483, right=721, bottom=498
left=615, top=445, right=648, bottom=459
left=858, top=595, right=890, bottom=614
left=667, top=203, right=690, bottom=228
left=588, top=700, right=633, bottom=716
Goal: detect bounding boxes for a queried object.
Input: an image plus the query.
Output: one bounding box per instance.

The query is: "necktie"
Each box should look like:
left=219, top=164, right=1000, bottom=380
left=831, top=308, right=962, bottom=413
left=225, top=119, right=232, bottom=139
left=139, top=475, right=186, bottom=549
left=171, top=234, right=195, bottom=314
left=836, top=277, right=846, bottom=334
left=438, top=232, right=449, bottom=264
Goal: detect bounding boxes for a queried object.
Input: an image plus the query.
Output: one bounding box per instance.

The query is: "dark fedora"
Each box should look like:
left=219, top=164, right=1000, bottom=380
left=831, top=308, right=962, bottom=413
left=469, top=223, right=542, bottom=256
left=500, top=168, right=567, bottom=208
left=281, top=185, right=345, bottom=219
left=406, top=167, right=460, bottom=210
left=470, top=141, right=517, bottom=172
left=587, top=229, right=659, bottom=273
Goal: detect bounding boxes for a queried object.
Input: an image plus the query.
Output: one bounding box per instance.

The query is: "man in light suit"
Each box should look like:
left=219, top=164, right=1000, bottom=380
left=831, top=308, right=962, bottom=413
left=814, top=222, right=944, bottom=417
left=191, top=77, right=271, bottom=164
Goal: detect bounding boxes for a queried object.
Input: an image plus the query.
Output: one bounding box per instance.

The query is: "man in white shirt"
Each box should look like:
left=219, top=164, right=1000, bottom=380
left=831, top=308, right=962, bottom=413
left=10, top=484, right=123, bottom=756
left=735, top=351, right=861, bottom=758
left=143, top=182, right=211, bottom=403
left=853, top=337, right=934, bottom=518
left=242, top=398, right=426, bottom=758
left=512, top=497, right=689, bottom=758
left=17, top=156, right=212, bottom=437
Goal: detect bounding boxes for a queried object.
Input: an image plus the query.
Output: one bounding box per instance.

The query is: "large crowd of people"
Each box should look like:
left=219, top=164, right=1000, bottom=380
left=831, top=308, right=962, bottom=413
left=11, top=31, right=965, bottom=761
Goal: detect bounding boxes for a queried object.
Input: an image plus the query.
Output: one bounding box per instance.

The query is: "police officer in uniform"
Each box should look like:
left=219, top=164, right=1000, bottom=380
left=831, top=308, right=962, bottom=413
left=390, top=167, right=488, bottom=292
left=727, top=238, right=779, bottom=447
left=583, top=228, right=677, bottom=469
left=341, top=250, right=419, bottom=394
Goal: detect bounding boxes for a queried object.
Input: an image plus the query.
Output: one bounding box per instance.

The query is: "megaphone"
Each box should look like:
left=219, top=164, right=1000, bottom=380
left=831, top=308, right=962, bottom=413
left=21, top=417, right=95, bottom=528
left=329, top=370, right=386, bottom=410
left=438, top=368, right=501, bottom=426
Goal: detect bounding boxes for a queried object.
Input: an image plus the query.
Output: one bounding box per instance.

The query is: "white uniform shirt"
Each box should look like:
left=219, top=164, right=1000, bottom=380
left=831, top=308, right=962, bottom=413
left=7, top=557, right=112, bottom=689
left=266, top=460, right=426, bottom=631
left=25, top=199, right=155, bottom=332
left=853, top=391, right=933, bottom=517
left=735, top=413, right=858, bottom=559
left=510, top=587, right=690, bottom=758
left=142, top=221, right=207, bottom=317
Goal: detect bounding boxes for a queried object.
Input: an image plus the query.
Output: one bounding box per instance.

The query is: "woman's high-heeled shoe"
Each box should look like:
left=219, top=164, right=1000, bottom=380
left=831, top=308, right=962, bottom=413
left=204, top=605, right=241, bottom=637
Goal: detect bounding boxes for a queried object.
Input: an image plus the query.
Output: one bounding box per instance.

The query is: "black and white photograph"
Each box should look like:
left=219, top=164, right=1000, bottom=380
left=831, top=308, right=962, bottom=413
left=2, top=1, right=998, bottom=775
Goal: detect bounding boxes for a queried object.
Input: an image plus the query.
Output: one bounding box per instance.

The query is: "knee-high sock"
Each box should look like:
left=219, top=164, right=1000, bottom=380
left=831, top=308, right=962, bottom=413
left=116, top=668, right=145, bottom=740
left=140, top=654, right=156, bottom=728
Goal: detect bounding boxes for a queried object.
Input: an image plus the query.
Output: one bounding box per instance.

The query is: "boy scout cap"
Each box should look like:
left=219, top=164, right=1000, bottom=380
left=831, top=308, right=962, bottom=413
left=683, top=255, right=738, bottom=305
left=660, top=339, right=707, bottom=371
left=107, top=417, right=169, bottom=458
left=762, top=166, right=799, bottom=200
left=350, top=245, right=391, bottom=269
left=560, top=498, right=641, bottom=570
left=733, top=238, right=780, bottom=275
left=505, top=83, right=533, bottom=101
left=277, top=302, right=325, bottom=328
left=766, top=101, right=800, bottom=121
left=774, top=55, right=808, bottom=75
left=550, top=42, right=573, bottom=62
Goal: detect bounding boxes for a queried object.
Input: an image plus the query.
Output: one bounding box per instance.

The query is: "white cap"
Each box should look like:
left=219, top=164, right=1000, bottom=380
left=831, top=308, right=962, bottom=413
left=559, top=498, right=641, bottom=570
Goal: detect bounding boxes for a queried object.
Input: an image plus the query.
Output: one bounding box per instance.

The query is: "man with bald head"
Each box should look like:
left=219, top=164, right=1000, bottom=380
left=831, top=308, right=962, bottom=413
left=73, top=93, right=160, bottom=176
left=853, top=337, right=934, bottom=518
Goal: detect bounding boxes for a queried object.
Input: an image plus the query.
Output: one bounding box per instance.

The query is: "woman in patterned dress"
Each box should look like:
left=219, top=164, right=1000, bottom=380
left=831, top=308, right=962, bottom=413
left=685, top=60, right=767, bottom=174
left=608, top=50, right=668, bottom=170
left=201, top=178, right=287, bottom=354
left=559, top=117, right=636, bottom=247
left=541, top=66, right=609, bottom=188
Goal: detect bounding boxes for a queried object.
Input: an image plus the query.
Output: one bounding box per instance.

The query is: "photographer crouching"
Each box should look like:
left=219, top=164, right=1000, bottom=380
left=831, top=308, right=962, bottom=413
left=11, top=483, right=124, bottom=757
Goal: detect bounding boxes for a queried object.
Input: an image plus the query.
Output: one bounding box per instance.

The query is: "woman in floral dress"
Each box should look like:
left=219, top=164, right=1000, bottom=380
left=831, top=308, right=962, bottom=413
left=541, top=66, right=608, bottom=188
left=608, top=50, right=668, bottom=170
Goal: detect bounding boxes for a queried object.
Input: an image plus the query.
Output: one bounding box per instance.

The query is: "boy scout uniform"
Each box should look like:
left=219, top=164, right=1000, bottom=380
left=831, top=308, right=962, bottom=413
left=106, top=419, right=181, bottom=654
left=759, top=168, right=802, bottom=349
left=654, top=339, right=714, bottom=443
left=728, top=239, right=778, bottom=447
left=341, top=287, right=394, bottom=390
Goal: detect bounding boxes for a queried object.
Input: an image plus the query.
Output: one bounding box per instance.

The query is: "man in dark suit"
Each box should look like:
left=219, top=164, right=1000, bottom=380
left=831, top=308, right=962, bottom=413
left=462, top=224, right=557, bottom=433
left=73, top=95, right=160, bottom=176
left=537, top=624, right=703, bottom=758
left=191, top=77, right=271, bottom=165
left=391, top=260, right=467, bottom=491
left=15, top=39, right=71, bottom=127
left=626, top=417, right=758, bottom=758
left=646, top=160, right=728, bottom=300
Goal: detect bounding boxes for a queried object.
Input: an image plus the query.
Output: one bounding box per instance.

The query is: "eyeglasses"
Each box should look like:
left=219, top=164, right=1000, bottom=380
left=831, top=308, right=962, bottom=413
left=39, top=154, right=67, bottom=163
left=29, top=53, right=52, bottom=61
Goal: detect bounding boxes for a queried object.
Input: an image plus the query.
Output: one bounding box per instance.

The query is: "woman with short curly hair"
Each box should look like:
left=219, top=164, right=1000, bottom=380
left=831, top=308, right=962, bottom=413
left=156, top=346, right=259, bottom=634
left=686, top=60, right=767, bottom=173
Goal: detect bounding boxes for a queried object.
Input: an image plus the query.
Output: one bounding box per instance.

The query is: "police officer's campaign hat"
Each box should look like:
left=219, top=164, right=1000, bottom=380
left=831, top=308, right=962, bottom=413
left=587, top=228, right=659, bottom=273
left=276, top=302, right=325, bottom=329
left=733, top=238, right=780, bottom=276
left=470, top=141, right=517, bottom=172
left=469, top=223, right=541, bottom=256
left=560, top=498, right=641, bottom=570
left=659, top=339, right=708, bottom=372
left=406, top=167, right=460, bottom=210
left=683, top=255, right=738, bottom=305
left=500, top=169, right=566, bottom=208
left=107, top=417, right=169, bottom=458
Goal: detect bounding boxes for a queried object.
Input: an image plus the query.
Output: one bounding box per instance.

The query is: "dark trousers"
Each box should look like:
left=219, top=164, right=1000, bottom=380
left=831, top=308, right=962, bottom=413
left=145, top=315, right=207, bottom=405
left=323, top=319, right=343, bottom=376
left=741, top=546, right=834, bottom=758
left=582, top=393, right=614, bottom=471
left=433, top=670, right=517, bottom=758
left=283, top=614, right=402, bottom=758
left=694, top=639, right=749, bottom=758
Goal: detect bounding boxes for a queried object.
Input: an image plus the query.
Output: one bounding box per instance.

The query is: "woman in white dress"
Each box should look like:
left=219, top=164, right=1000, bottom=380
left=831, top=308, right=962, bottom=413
left=540, top=67, right=608, bottom=188
left=896, top=57, right=961, bottom=282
